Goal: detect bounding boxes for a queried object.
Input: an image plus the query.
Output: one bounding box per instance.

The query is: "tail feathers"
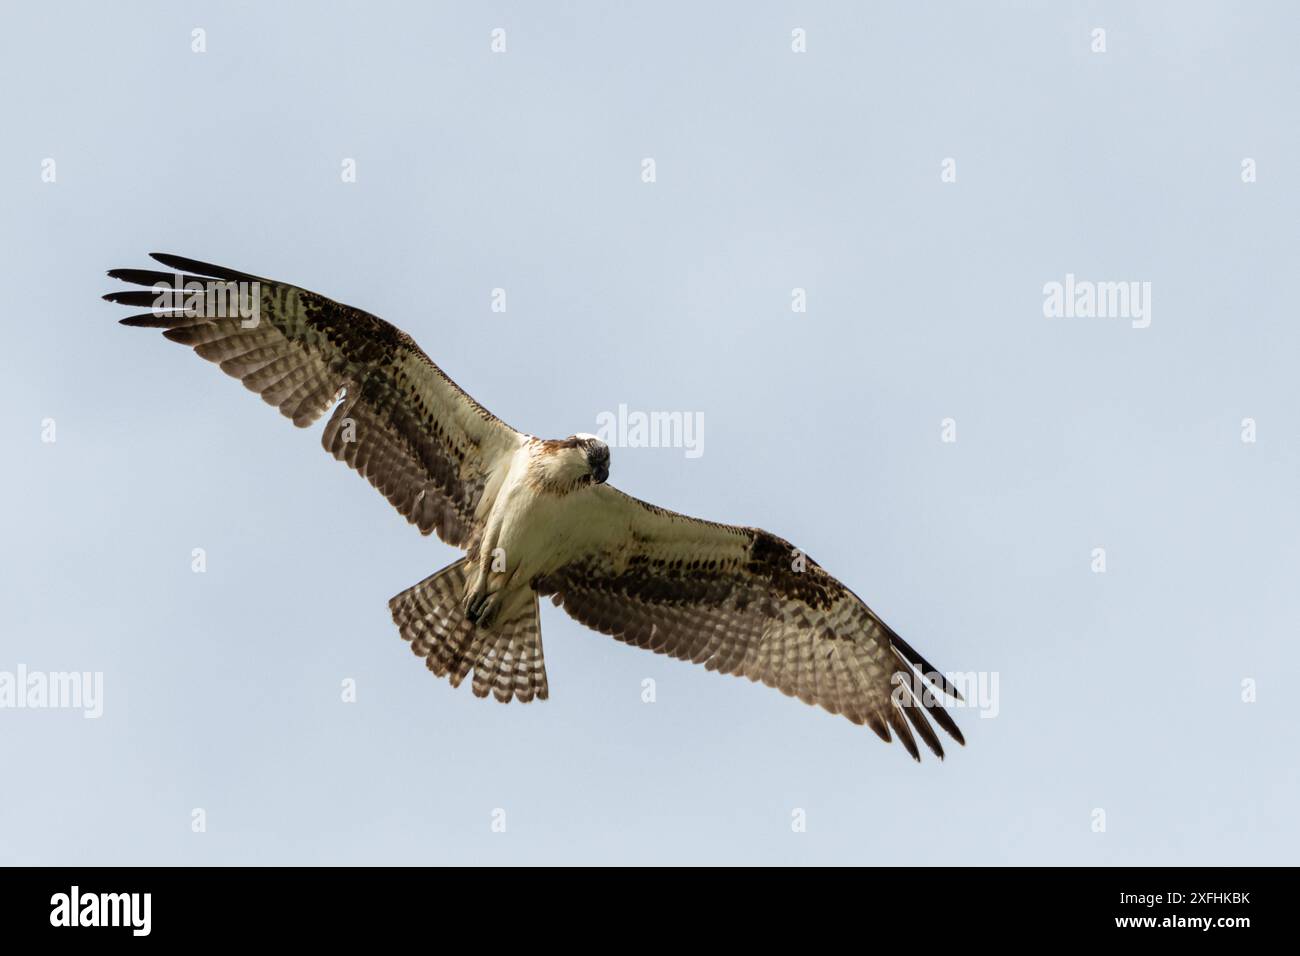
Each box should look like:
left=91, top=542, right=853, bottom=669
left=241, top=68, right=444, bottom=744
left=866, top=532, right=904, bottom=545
left=388, top=560, right=549, bottom=703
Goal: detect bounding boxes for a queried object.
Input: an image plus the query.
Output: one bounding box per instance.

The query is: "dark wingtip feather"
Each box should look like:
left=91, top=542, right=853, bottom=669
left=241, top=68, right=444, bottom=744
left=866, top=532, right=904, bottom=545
left=118, top=313, right=188, bottom=328
left=108, top=267, right=173, bottom=286
left=148, top=252, right=265, bottom=283
left=899, top=684, right=945, bottom=759
left=149, top=252, right=214, bottom=274
left=103, top=290, right=160, bottom=306
left=925, top=699, right=965, bottom=746
left=889, top=649, right=965, bottom=748
left=108, top=269, right=157, bottom=286
left=889, top=631, right=964, bottom=702
left=886, top=705, right=921, bottom=762
left=866, top=711, right=891, bottom=745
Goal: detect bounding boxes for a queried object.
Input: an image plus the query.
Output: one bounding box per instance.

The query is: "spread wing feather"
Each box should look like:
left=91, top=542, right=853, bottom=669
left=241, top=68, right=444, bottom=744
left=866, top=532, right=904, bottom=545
left=105, top=254, right=524, bottom=547
left=535, top=486, right=964, bottom=759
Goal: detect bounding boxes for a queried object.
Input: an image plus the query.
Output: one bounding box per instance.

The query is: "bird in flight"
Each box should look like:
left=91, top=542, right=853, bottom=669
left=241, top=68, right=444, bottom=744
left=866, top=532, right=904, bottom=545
left=105, top=254, right=965, bottom=760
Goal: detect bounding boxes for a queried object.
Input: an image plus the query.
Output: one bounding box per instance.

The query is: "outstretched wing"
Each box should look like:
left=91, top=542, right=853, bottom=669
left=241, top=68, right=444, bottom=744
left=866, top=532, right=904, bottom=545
left=534, top=485, right=965, bottom=760
left=105, top=253, right=525, bottom=548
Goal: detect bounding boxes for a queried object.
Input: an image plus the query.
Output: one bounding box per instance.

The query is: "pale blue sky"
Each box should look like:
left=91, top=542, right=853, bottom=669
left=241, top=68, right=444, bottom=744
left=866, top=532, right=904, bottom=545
left=1, top=1, right=1296, bottom=865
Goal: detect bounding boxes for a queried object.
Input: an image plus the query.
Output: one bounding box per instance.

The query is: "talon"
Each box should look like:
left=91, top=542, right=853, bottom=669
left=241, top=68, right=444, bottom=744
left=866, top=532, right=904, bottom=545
left=464, top=589, right=489, bottom=623
left=475, top=594, right=501, bottom=629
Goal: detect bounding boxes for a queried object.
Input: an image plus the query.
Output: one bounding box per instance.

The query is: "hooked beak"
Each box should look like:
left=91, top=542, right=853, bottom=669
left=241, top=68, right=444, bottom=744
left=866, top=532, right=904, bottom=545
left=592, top=463, right=609, bottom=484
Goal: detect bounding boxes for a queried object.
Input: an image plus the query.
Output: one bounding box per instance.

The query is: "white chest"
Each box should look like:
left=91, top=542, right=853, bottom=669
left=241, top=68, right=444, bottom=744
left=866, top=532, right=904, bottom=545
left=484, top=464, right=593, bottom=580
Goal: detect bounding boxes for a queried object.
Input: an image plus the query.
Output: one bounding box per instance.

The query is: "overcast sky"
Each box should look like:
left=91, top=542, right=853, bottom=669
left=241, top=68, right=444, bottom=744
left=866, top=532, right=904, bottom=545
left=1, top=0, right=1296, bottom=864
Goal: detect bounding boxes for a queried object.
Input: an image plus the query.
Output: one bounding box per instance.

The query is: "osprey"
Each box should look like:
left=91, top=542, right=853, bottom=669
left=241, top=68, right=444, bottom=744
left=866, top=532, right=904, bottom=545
left=105, top=254, right=965, bottom=760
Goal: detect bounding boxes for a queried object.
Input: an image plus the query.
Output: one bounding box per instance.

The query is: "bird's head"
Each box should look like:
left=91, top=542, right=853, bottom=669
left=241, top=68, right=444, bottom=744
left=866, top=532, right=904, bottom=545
left=532, top=433, right=610, bottom=491
left=574, top=433, right=610, bottom=484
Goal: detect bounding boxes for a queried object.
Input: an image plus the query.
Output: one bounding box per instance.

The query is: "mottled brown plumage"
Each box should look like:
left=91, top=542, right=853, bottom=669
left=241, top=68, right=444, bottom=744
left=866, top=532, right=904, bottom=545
left=106, top=253, right=519, bottom=549
left=531, top=492, right=964, bottom=758
left=107, top=254, right=965, bottom=760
